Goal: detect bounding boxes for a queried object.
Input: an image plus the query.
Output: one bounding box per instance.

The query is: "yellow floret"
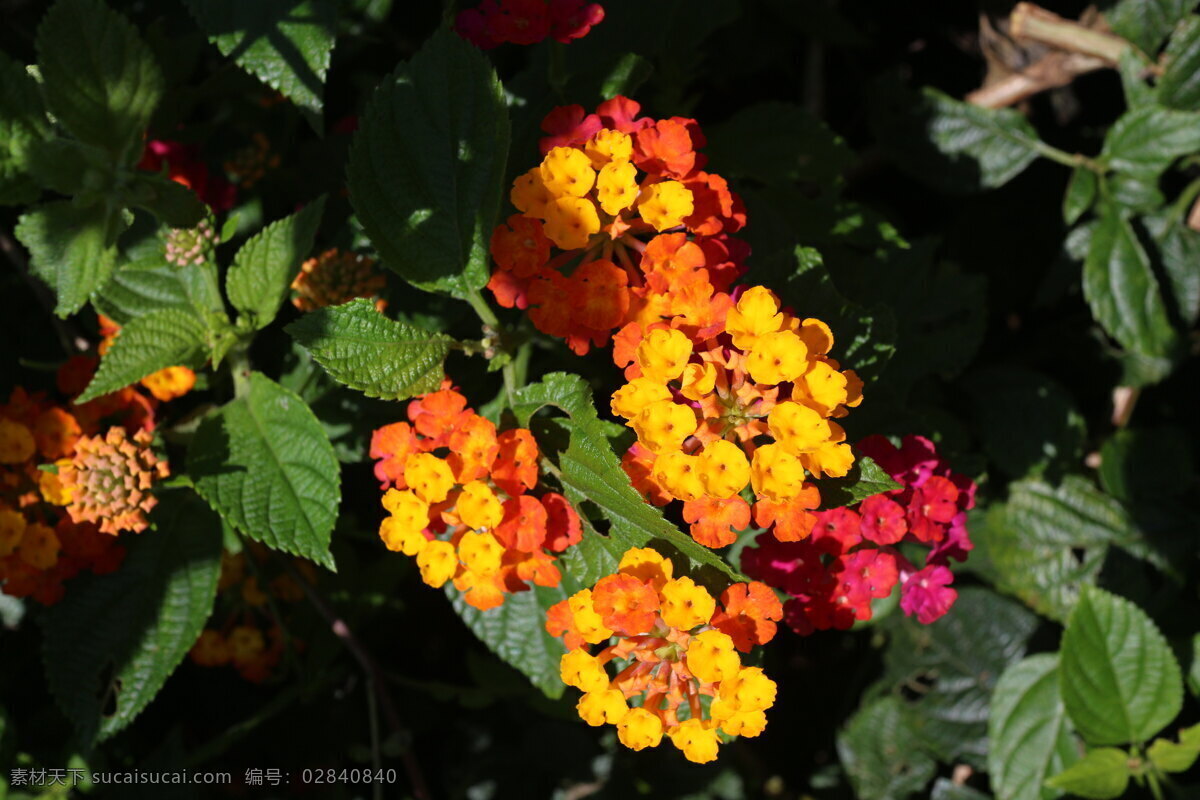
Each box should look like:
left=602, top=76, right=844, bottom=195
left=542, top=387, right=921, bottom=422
left=679, top=362, right=717, bottom=401
left=596, top=160, right=639, bottom=214
left=618, top=546, right=674, bottom=590
left=719, top=666, right=778, bottom=711
left=0, top=509, right=26, bottom=557
left=659, top=576, right=716, bottom=631
left=750, top=443, right=807, bottom=502
left=617, top=707, right=664, bottom=751
left=404, top=454, right=455, bottom=504
left=457, top=480, right=503, bottom=530
left=577, top=688, right=628, bottom=726
left=632, top=400, right=696, bottom=455
left=540, top=146, right=596, bottom=197
left=651, top=450, right=705, bottom=502
left=560, top=648, right=610, bottom=693
left=767, top=401, right=832, bottom=455
left=457, top=530, right=504, bottom=575
left=745, top=330, right=808, bottom=385
left=543, top=195, right=601, bottom=250
left=0, top=418, right=35, bottom=464
left=668, top=718, right=720, bottom=764
left=569, top=588, right=615, bottom=645
left=696, top=439, right=751, bottom=499
left=585, top=128, right=633, bottom=168
left=511, top=167, right=554, bottom=218
left=637, top=327, right=693, bottom=383
left=379, top=516, right=428, bottom=556
left=801, top=360, right=850, bottom=414
left=801, top=441, right=855, bottom=479
left=724, top=286, right=783, bottom=350
left=415, top=539, right=458, bottom=587
left=686, top=629, right=741, bottom=684
left=611, top=378, right=673, bottom=421
left=638, top=180, right=694, bottom=231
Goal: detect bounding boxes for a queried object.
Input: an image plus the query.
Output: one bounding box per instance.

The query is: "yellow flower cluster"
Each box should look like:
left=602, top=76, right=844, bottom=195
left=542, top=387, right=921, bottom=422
left=512, top=130, right=695, bottom=250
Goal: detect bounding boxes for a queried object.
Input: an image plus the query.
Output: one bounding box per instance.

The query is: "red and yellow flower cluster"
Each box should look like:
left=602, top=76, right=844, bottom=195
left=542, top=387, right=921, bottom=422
left=456, top=0, right=604, bottom=48
left=547, top=548, right=781, bottom=763
left=487, top=96, right=747, bottom=355
left=0, top=356, right=175, bottom=604
left=370, top=383, right=583, bottom=610
left=291, top=248, right=386, bottom=312
left=742, top=435, right=976, bottom=634
left=190, top=547, right=317, bottom=682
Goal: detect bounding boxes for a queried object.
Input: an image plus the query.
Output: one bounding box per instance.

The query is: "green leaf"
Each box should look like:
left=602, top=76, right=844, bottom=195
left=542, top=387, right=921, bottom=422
left=1103, top=0, right=1192, bottom=55
left=0, top=51, right=49, bottom=205
left=77, top=309, right=209, bottom=403
left=35, top=0, right=163, bottom=158
left=922, top=87, right=1042, bottom=189
left=226, top=197, right=326, bottom=330
left=705, top=102, right=854, bottom=187
left=837, top=696, right=937, bottom=800
left=930, top=781, right=991, bottom=800
left=285, top=299, right=454, bottom=401
left=14, top=200, right=120, bottom=317
left=128, top=174, right=206, bottom=228
left=1044, top=748, right=1131, bottom=800
left=1060, top=585, right=1183, bottom=746
left=1158, top=16, right=1200, bottom=109
left=817, top=456, right=901, bottom=509
left=988, top=654, right=1081, bottom=800
left=1147, top=723, right=1200, bottom=773
left=1101, top=106, right=1200, bottom=180
left=347, top=29, right=509, bottom=299
left=95, top=259, right=226, bottom=328
left=882, top=587, right=1038, bottom=769
left=42, top=490, right=223, bottom=745
left=513, top=372, right=745, bottom=587
left=1063, top=167, right=1098, bottom=225
left=189, top=372, right=339, bottom=569
left=447, top=584, right=568, bottom=699
left=1117, top=48, right=1157, bottom=108
left=16, top=136, right=95, bottom=196
left=1083, top=205, right=1180, bottom=378
left=1152, top=215, right=1200, bottom=327
left=184, top=0, right=336, bottom=128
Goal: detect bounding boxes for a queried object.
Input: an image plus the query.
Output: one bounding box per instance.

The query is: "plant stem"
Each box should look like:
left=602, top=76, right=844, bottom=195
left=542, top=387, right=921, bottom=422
left=1011, top=3, right=1130, bottom=64
left=465, top=290, right=517, bottom=406
left=228, top=343, right=252, bottom=399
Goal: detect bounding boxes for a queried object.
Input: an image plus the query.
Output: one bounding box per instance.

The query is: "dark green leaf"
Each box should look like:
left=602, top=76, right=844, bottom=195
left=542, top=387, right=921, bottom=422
left=922, top=87, right=1042, bottom=189
left=1152, top=216, right=1200, bottom=327
left=347, top=29, right=509, bottom=299
left=837, top=696, right=937, bottom=800
left=77, top=309, right=209, bottom=403
left=988, top=654, right=1081, bottom=800
left=1063, top=167, right=1097, bottom=225
left=930, top=781, right=991, bottom=800
left=1117, top=48, right=1156, bottom=108
left=1060, top=585, right=1183, bottom=745
left=1044, top=748, right=1131, bottom=800
left=95, top=259, right=226, bottom=327
left=1101, top=106, right=1200, bottom=180
left=42, top=490, right=222, bottom=744
left=226, top=197, right=326, bottom=330
left=14, top=137, right=93, bottom=196
left=817, top=456, right=901, bottom=509
left=1147, top=723, right=1200, bottom=773
left=190, top=372, right=340, bottom=569
left=1103, top=0, right=1192, bottom=55
left=183, top=0, right=336, bottom=128
left=286, top=299, right=454, bottom=401
left=0, top=51, right=49, bottom=205
left=129, top=174, right=206, bottom=228
left=36, top=0, right=163, bottom=158
left=1158, top=16, right=1200, bottom=108
left=705, top=102, right=854, bottom=187
left=14, top=200, right=121, bottom=317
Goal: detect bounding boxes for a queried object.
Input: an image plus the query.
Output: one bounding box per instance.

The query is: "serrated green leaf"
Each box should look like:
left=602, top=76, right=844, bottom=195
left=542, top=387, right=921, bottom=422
left=1158, top=16, right=1200, bottom=108
left=1117, top=48, right=1156, bottom=108
left=226, top=197, right=326, bottom=330
left=285, top=299, right=453, bottom=400
left=837, top=696, right=937, bottom=800
left=95, top=259, right=226, bottom=327
left=189, top=372, right=339, bottom=569
left=447, top=584, right=568, bottom=699
left=1064, top=167, right=1098, bottom=225
left=930, top=780, right=991, bottom=800
left=128, top=174, right=206, bottom=228
left=705, top=102, right=854, bottom=187
left=988, top=654, right=1081, bottom=800
left=513, top=372, right=745, bottom=587
left=1101, top=106, right=1200, bottom=180
left=1151, top=215, right=1200, bottom=327
left=922, top=87, right=1042, bottom=189
left=1147, top=723, right=1200, bottom=772
left=1060, top=585, right=1183, bottom=746
left=14, top=200, right=121, bottom=317
left=1044, top=748, right=1131, bottom=799
left=1103, top=0, right=1192, bottom=55
left=347, top=29, right=509, bottom=299
left=0, top=51, right=50, bottom=205
left=77, top=308, right=209, bottom=403
left=42, top=490, right=222, bottom=745
left=35, top=0, right=163, bottom=158
left=183, top=0, right=335, bottom=128
left=817, top=456, right=901, bottom=509
left=1084, top=206, right=1180, bottom=379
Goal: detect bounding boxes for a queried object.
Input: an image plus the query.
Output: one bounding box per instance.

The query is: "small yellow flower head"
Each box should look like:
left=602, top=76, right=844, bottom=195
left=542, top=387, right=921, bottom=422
left=617, top=708, right=664, bottom=751
left=611, top=378, right=672, bottom=421
left=577, top=687, right=628, bottom=726
left=543, top=196, right=601, bottom=250
left=540, top=146, right=597, bottom=198
left=457, top=480, right=503, bottom=530
left=659, top=576, right=716, bottom=630
left=638, top=180, right=694, bottom=231
left=797, top=317, right=834, bottom=355
left=584, top=128, right=633, bottom=168
left=679, top=362, right=717, bottom=401
left=382, top=488, right=429, bottom=526
left=720, top=666, right=778, bottom=712
left=637, top=327, right=693, bottom=383
left=669, top=718, right=720, bottom=764
left=380, top=516, right=428, bottom=555
left=560, top=648, right=610, bottom=693
left=696, top=439, right=751, bottom=499
left=632, top=401, right=696, bottom=455
left=802, top=361, right=850, bottom=413
left=803, top=441, right=855, bottom=479
left=415, top=539, right=458, bottom=588
left=618, top=547, right=673, bottom=590
left=750, top=443, right=807, bottom=502
left=19, top=522, right=59, bottom=569
left=404, top=453, right=454, bottom=504
left=725, top=287, right=783, bottom=350
left=0, top=509, right=26, bottom=557
left=686, top=630, right=741, bottom=684
left=745, top=330, right=808, bottom=385
left=0, top=418, right=36, bottom=464
left=458, top=530, right=504, bottom=575
left=768, top=401, right=832, bottom=454
left=569, top=588, right=615, bottom=645
left=38, top=460, right=74, bottom=505
left=652, top=450, right=705, bottom=502
left=713, top=708, right=768, bottom=738
left=596, top=160, right=639, bottom=215
left=511, top=167, right=554, bottom=217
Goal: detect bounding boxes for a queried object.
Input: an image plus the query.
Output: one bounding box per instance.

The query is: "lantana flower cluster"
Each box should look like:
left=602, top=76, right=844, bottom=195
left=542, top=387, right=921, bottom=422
left=190, top=547, right=317, bottom=682
left=487, top=96, right=747, bottom=355
left=547, top=547, right=781, bottom=763
left=291, top=248, right=387, bottom=312
left=742, top=435, right=976, bottom=634
left=370, top=384, right=583, bottom=610
left=613, top=286, right=862, bottom=548
left=456, top=0, right=604, bottom=48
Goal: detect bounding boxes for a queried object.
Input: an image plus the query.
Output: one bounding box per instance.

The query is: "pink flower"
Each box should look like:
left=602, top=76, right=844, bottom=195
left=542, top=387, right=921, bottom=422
left=900, top=565, right=957, bottom=624
left=809, top=506, right=862, bottom=555
left=548, top=0, right=604, bottom=42
left=859, top=495, right=907, bottom=545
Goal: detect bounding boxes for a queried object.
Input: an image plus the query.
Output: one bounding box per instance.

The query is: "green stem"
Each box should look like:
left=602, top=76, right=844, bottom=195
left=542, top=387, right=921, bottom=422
left=1168, top=175, right=1200, bottom=225
left=465, top=290, right=517, bottom=406
left=228, top=343, right=252, bottom=399
left=1147, top=768, right=1166, bottom=800
left=1033, top=139, right=1102, bottom=172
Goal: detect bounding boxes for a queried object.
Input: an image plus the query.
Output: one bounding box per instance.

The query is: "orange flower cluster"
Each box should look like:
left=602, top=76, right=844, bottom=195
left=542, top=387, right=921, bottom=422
left=487, top=96, right=748, bottom=355
left=190, top=547, right=315, bottom=682
left=98, top=316, right=196, bottom=402
left=547, top=548, right=781, bottom=763
left=59, top=427, right=168, bottom=535
left=291, top=248, right=387, bottom=311
left=370, top=383, right=583, bottom=610
left=224, top=132, right=280, bottom=190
